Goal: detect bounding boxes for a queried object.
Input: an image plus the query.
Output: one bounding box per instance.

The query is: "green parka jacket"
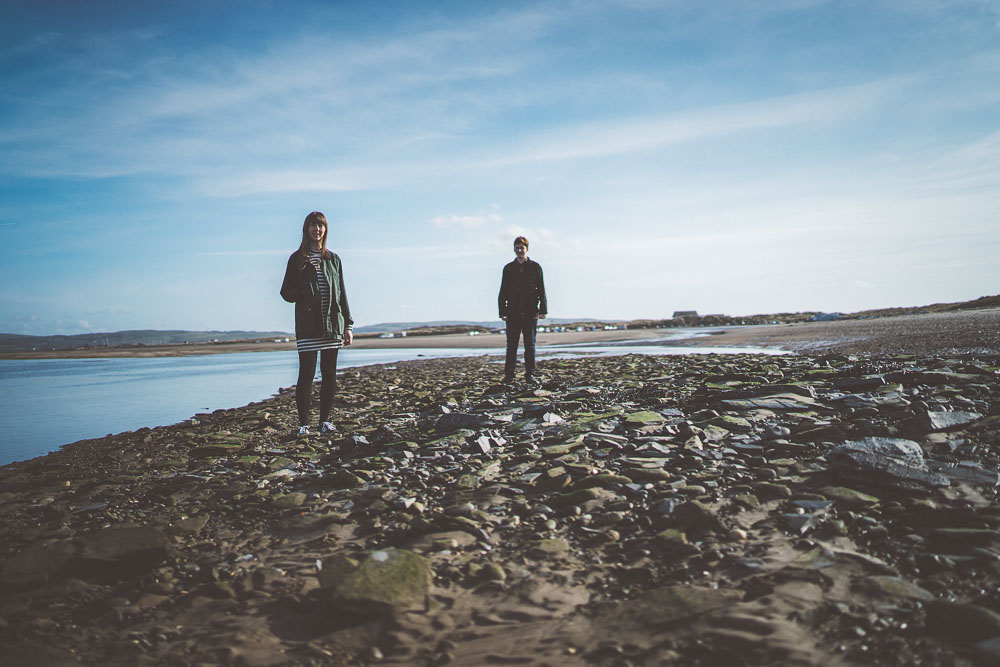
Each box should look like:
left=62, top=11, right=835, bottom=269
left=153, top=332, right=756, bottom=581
left=280, top=250, right=353, bottom=340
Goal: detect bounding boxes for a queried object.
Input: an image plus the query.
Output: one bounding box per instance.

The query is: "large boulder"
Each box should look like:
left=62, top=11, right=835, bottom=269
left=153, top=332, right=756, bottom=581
left=319, top=548, right=432, bottom=613
left=0, top=540, right=78, bottom=590
left=826, top=437, right=950, bottom=492
left=72, top=525, right=171, bottom=580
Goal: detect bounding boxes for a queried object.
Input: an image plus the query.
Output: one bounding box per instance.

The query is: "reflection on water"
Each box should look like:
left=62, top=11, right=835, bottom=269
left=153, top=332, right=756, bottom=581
left=0, top=341, right=786, bottom=466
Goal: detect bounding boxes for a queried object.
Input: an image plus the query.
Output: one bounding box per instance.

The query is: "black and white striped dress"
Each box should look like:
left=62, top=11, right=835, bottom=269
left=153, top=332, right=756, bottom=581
left=295, top=250, right=349, bottom=353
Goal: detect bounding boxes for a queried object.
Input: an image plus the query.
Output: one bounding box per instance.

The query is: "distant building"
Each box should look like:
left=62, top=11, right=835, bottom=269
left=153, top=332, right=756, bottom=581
left=811, top=312, right=841, bottom=321
left=673, top=310, right=698, bottom=318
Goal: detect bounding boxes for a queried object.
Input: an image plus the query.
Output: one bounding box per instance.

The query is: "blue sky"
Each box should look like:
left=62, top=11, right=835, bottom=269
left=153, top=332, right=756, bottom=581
left=2, top=0, right=999, bottom=335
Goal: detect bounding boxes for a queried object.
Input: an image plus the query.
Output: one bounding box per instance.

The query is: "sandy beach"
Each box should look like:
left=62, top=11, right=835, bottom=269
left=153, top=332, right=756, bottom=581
left=7, top=307, right=1000, bottom=360
left=674, top=307, right=1000, bottom=356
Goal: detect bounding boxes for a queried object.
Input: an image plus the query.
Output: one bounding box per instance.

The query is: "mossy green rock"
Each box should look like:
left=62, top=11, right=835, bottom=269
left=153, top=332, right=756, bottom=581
left=190, top=442, right=243, bottom=457
left=532, top=538, right=571, bottom=556
left=732, top=494, right=760, bottom=509
left=329, top=470, right=365, bottom=488
left=543, top=436, right=585, bottom=456
left=549, top=487, right=605, bottom=508
left=709, top=415, right=753, bottom=431
left=701, top=425, right=730, bottom=442
left=273, top=492, right=308, bottom=509
left=625, top=411, right=665, bottom=426
left=455, top=474, right=481, bottom=489
left=625, top=467, right=674, bottom=482
left=172, top=514, right=210, bottom=535
left=479, top=562, right=507, bottom=581
left=655, top=528, right=698, bottom=556
left=856, top=576, right=934, bottom=601
left=572, top=473, right=632, bottom=490
left=819, top=486, right=879, bottom=508
left=752, top=482, right=792, bottom=500
left=326, top=548, right=432, bottom=611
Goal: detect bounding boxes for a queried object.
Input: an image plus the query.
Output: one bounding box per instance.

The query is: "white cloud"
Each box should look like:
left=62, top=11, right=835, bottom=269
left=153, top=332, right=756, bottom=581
left=431, top=204, right=503, bottom=229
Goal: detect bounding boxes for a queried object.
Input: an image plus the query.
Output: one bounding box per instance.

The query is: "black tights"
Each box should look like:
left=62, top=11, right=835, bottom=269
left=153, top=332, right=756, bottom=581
left=295, top=349, right=339, bottom=426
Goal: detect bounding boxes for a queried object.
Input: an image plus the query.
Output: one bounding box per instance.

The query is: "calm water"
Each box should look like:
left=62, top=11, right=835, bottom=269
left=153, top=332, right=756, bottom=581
left=0, top=338, right=784, bottom=466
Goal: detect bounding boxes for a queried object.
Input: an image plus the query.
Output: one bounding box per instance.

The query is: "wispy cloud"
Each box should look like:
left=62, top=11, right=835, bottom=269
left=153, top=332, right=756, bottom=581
left=198, top=249, right=289, bottom=257
left=431, top=204, right=503, bottom=229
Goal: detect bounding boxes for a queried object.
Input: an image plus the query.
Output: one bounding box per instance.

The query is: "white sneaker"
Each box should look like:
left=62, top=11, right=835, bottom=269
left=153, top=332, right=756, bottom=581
left=320, top=421, right=336, bottom=434
left=297, top=425, right=310, bottom=436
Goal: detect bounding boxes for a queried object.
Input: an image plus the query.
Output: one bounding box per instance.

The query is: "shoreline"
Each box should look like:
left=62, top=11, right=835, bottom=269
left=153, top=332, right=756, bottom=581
left=6, top=306, right=1000, bottom=360
left=0, top=327, right=675, bottom=360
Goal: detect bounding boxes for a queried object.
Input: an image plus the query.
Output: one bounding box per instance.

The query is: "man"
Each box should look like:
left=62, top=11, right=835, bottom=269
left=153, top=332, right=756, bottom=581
left=498, top=235, right=547, bottom=384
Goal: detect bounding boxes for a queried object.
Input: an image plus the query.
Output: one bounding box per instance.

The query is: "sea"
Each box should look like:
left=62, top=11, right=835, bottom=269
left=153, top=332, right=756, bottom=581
left=0, top=337, right=785, bottom=466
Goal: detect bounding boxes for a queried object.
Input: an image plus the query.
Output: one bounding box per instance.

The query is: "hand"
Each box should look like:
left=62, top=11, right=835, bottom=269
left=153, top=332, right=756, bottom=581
left=501, top=316, right=507, bottom=321
left=538, top=313, right=546, bottom=320
left=345, top=329, right=354, bottom=346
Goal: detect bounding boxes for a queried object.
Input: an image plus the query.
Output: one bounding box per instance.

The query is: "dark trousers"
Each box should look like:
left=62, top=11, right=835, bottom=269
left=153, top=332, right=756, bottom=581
left=296, top=348, right=339, bottom=426
left=504, top=317, right=536, bottom=378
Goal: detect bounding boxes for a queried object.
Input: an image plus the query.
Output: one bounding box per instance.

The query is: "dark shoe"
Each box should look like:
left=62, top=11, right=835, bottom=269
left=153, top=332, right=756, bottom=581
left=502, top=375, right=515, bottom=385
left=525, top=374, right=538, bottom=385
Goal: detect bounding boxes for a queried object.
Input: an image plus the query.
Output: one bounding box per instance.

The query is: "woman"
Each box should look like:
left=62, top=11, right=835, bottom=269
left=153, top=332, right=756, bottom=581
left=280, top=211, right=353, bottom=435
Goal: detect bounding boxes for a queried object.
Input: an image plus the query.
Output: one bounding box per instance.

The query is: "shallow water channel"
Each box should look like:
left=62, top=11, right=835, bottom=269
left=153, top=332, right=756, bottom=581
left=0, top=340, right=785, bottom=466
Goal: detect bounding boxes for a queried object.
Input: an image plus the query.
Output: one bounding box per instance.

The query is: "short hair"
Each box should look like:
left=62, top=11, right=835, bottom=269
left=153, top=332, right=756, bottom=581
left=513, top=236, right=529, bottom=248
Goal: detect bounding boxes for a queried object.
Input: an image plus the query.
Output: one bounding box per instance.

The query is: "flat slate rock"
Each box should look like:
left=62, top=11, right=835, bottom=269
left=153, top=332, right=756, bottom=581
left=720, top=393, right=818, bottom=411
left=436, top=412, right=493, bottom=432
left=827, top=438, right=950, bottom=491
left=912, top=410, right=983, bottom=433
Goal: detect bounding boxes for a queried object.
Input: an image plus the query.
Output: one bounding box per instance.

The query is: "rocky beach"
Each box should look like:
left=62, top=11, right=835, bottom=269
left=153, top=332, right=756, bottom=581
left=3, top=310, right=1000, bottom=665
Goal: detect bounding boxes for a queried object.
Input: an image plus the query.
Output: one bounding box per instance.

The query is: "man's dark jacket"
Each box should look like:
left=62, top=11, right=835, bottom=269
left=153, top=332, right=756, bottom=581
left=498, top=258, right=547, bottom=320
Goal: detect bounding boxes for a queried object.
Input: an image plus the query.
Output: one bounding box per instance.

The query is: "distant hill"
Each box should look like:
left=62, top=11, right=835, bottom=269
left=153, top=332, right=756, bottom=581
left=0, top=330, right=292, bottom=353
left=621, top=294, right=1000, bottom=328
left=4, top=295, right=998, bottom=352
left=354, top=318, right=597, bottom=333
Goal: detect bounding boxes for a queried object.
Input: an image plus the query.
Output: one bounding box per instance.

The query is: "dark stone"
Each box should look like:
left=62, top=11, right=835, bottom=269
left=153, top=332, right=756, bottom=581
left=0, top=540, right=78, bottom=589
left=826, top=437, right=950, bottom=492
left=436, top=412, right=492, bottom=432
left=911, top=410, right=983, bottom=433
left=834, top=376, right=887, bottom=392
left=671, top=500, right=726, bottom=534
left=930, top=463, right=1000, bottom=486
left=784, top=513, right=820, bottom=535
left=926, top=600, right=1000, bottom=643
left=73, top=526, right=170, bottom=580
